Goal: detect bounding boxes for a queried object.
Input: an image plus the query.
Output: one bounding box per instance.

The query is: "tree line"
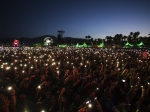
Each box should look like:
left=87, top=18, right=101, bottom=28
left=84, top=32, right=150, bottom=47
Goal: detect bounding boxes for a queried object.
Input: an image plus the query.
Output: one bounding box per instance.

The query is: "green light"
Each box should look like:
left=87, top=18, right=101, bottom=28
left=76, top=43, right=79, bottom=47
left=125, top=42, right=133, bottom=47
left=75, top=42, right=87, bottom=47
left=59, top=44, right=67, bottom=47
left=33, top=43, right=41, bottom=47
left=137, top=41, right=144, bottom=48
left=98, top=42, right=104, bottom=47
left=83, top=42, right=87, bottom=47
left=137, top=41, right=144, bottom=46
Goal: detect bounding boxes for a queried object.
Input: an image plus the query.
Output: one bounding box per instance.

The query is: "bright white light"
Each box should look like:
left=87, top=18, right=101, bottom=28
left=44, top=37, right=53, bottom=46
left=38, top=85, right=41, bottom=89
left=7, top=86, right=12, bottom=90
left=57, top=70, right=59, bottom=74
left=88, top=103, right=92, bottom=108
left=6, top=66, right=10, bottom=70
left=122, top=80, right=125, bottom=82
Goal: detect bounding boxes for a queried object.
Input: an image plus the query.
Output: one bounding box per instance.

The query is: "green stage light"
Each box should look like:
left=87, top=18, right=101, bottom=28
left=98, top=42, right=104, bottom=48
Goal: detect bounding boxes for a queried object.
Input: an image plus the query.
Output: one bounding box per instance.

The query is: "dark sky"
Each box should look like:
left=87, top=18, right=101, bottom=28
left=0, top=0, right=150, bottom=39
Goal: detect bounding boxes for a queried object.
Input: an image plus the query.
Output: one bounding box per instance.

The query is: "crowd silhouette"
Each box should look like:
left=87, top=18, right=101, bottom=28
left=0, top=47, right=150, bottom=112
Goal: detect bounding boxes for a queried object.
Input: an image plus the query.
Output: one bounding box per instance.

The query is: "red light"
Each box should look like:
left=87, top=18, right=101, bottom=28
left=13, top=39, right=19, bottom=47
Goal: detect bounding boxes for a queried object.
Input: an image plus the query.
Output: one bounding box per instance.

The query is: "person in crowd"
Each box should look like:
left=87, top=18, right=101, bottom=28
left=0, top=47, right=150, bottom=112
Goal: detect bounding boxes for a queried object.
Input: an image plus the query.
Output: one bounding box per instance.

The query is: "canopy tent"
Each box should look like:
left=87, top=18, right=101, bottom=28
left=76, top=42, right=87, bottom=48
left=98, top=42, right=104, bottom=48
left=137, top=41, right=145, bottom=48
left=124, top=42, right=134, bottom=48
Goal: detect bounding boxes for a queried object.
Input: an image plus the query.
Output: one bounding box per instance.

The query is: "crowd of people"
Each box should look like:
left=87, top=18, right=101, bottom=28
left=0, top=46, right=150, bottom=112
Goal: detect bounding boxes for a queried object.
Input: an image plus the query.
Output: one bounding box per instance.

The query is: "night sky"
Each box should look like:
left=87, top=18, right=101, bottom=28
left=0, top=0, right=150, bottom=39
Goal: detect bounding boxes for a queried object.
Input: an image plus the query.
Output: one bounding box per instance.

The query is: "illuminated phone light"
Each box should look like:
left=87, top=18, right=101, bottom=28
left=57, top=71, right=59, bottom=74
left=122, top=80, right=126, bottom=82
left=41, top=110, right=45, bottom=112
left=7, top=86, right=12, bottom=91
left=6, top=66, right=10, bottom=70
left=86, top=101, right=90, bottom=104
left=38, top=85, right=41, bottom=89
left=88, top=103, right=92, bottom=108
left=141, top=86, right=143, bottom=88
left=94, top=97, right=97, bottom=100
left=1, top=65, right=4, bottom=68
left=148, top=82, right=150, bottom=85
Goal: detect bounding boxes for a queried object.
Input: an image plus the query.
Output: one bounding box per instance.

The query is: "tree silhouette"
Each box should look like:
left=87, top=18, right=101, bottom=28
left=85, top=36, right=88, bottom=40
left=85, top=35, right=91, bottom=46
left=113, top=34, right=122, bottom=47
left=133, top=31, right=140, bottom=45
left=105, top=36, right=113, bottom=47
left=130, top=32, right=133, bottom=37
